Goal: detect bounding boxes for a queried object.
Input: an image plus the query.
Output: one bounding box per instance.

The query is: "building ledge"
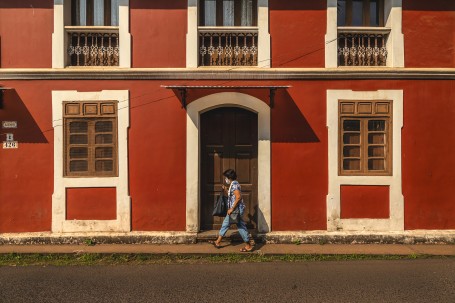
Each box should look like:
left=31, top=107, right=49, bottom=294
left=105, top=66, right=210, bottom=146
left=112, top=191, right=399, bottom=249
left=0, top=68, right=454, bottom=80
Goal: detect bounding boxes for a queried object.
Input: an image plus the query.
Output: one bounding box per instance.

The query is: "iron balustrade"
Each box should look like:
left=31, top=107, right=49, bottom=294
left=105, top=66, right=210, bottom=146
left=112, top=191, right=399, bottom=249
left=199, top=27, right=258, bottom=67
left=337, top=27, right=390, bottom=67
left=66, top=27, right=119, bottom=67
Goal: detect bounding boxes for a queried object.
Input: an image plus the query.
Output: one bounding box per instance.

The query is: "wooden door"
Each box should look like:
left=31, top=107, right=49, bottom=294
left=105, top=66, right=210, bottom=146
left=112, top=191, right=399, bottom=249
left=200, top=107, right=258, bottom=231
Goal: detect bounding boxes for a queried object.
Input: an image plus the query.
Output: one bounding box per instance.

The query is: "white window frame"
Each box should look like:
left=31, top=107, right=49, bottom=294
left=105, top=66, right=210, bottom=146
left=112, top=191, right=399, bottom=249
left=52, top=90, right=130, bottom=232
left=52, top=0, right=131, bottom=68
left=325, top=0, right=404, bottom=68
left=327, top=90, right=404, bottom=231
left=186, top=0, right=271, bottom=68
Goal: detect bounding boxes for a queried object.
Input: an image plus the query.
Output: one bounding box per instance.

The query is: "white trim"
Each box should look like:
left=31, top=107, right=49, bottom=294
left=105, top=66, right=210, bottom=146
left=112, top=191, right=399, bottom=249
left=118, top=0, right=131, bottom=68
left=52, top=90, right=130, bottom=233
left=325, top=0, right=404, bottom=68
left=52, top=0, right=131, bottom=68
left=186, top=92, right=271, bottom=233
left=186, top=0, right=199, bottom=68
left=186, top=0, right=271, bottom=68
left=257, top=0, right=271, bottom=68
left=326, top=90, right=404, bottom=231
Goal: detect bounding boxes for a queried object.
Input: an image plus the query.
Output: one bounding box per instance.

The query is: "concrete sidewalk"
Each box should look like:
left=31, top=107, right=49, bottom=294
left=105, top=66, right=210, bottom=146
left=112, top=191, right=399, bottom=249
left=1, top=243, right=455, bottom=256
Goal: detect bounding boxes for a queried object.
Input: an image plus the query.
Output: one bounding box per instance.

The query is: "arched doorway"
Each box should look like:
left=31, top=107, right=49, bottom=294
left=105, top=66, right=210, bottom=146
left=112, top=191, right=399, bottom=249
left=185, top=92, right=271, bottom=234
left=200, top=107, right=258, bottom=231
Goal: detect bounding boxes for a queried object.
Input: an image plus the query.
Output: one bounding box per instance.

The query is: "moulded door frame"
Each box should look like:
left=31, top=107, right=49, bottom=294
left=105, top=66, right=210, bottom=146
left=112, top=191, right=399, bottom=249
left=186, top=92, right=271, bottom=233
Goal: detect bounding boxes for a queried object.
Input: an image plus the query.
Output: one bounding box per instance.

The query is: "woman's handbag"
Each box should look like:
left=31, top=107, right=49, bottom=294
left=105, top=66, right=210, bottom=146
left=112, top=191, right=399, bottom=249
left=212, top=192, right=227, bottom=217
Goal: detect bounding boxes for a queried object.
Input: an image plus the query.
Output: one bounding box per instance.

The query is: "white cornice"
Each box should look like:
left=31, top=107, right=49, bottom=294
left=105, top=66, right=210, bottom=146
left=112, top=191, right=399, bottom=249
left=0, top=68, right=454, bottom=80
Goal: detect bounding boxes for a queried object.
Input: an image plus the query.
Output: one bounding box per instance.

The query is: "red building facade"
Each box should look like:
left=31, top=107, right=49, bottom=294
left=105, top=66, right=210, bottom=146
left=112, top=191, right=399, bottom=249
left=0, top=0, right=454, bottom=237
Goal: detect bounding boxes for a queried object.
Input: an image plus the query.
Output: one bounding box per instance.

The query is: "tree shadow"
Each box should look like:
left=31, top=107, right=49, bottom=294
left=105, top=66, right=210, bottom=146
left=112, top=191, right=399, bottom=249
left=272, top=89, right=320, bottom=143
left=0, top=89, right=48, bottom=144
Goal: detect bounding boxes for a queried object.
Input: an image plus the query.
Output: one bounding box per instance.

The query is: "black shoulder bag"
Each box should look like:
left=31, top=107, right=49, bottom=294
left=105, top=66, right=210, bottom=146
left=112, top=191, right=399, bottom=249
left=212, top=192, right=227, bottom=217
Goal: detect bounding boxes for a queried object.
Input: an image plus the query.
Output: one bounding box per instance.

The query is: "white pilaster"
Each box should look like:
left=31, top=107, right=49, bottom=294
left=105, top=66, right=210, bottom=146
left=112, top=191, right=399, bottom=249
left=385, top=0, right=405, bottom=67
left=325, top=0, right=338, bottom=68
left=118, top=0, right=131, bottom=68
left=186, top=0, right=199, bottom=68
left=52, top=0, right=66, bottom=68
left=257, top=0, right=271, bottom=68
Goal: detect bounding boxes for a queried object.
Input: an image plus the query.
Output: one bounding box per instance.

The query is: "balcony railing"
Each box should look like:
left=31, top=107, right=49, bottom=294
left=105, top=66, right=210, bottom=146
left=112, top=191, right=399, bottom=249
left=337, top=27, right=390, bottom=67
left=66, top=27, right=119, bottom=67
left=199, top=27, right=258, bottom=67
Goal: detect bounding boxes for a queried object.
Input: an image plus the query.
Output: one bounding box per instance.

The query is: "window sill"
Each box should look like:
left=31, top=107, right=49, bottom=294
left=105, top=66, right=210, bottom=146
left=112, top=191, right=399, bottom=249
left=337, top=26, right=391, bottom=35
left=65, top=26, right=120, bottom=33
left=198, top=26, right=259, bottom=33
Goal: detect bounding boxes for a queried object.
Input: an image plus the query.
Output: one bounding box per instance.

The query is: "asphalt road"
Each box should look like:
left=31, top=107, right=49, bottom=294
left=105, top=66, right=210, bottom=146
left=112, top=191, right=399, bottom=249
left=0, top=259, right=454, bottom=303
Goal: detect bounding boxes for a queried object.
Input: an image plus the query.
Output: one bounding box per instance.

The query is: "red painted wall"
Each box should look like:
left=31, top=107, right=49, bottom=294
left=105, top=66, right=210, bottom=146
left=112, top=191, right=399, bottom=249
left=271, top=84, right=328, bottom=230
left=0, top=1, right=53, bottom=68
left=66, top=188, right=117, bottom=220
left=0, top=82, right=53, bottom=232
left=130, top=0, right=187, bottom=68
left=403, top=0, right=455, bottom=68
left=340, top=186, right=389, bottom=219
left=0, top=79, right=454, bottom=232
left=270, top=0, right=326, bottom=68
left=401, top=80, right=455, bottom=229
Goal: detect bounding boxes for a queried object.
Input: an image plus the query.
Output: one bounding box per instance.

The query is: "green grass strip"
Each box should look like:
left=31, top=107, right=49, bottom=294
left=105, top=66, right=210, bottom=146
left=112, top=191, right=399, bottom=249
left=0, top=253, right=451, bottom=266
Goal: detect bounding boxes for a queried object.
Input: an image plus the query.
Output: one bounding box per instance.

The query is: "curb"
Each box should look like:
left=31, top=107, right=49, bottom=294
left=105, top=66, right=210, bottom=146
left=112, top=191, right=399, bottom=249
left=1, top=231, right=455, bottom=245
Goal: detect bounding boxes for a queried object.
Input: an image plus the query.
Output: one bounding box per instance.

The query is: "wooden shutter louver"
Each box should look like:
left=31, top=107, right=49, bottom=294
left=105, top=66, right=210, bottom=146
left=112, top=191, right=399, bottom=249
left=63, top=101, right=118, bottom=177
left=339, top=100, right=392, bottom=176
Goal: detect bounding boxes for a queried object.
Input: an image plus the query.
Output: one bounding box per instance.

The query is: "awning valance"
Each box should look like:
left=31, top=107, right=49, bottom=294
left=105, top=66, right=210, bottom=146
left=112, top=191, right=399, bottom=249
left=162, top=85, right=291, bottom=109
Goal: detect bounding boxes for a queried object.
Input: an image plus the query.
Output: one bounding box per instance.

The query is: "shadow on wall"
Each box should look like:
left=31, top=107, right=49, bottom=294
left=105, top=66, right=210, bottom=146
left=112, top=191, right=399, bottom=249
left=272, top=89, right=320, bottom=143
left=0, top=89, right=48, bottom=144
left=0, top=0, right=53, bottom=9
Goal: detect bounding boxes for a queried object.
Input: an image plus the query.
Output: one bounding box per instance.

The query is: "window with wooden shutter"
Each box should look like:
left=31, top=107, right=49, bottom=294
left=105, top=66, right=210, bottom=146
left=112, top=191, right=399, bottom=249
left=63, top=101, right=118, bottom=177
left=339, top=100, right=392, bottom=176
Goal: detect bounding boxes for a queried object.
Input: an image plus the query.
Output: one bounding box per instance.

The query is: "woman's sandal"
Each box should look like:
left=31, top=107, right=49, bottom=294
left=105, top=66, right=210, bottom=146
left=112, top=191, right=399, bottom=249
left=208, top=240, right=222, bottom=249
left=240, top=246, right=254, bottom=253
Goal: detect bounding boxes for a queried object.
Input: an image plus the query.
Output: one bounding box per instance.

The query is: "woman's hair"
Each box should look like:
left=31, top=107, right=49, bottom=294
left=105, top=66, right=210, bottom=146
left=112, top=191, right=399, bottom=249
left=223, top=169, right=237, bottom=180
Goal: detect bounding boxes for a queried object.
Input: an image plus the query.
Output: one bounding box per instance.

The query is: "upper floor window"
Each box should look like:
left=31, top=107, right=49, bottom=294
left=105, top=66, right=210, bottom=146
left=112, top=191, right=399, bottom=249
left=336, top=0, right=389, bottom=67
left=71, top=0, right=120, bottom=26
left=67, top=0, right=121, bottom=67
left=53, top=0, right=131, bottom=68
left=337, top=0, right=384, bottom=27
left=198, top=0, right=258, bottom=66
left=199, top=0, right=257, bottom=26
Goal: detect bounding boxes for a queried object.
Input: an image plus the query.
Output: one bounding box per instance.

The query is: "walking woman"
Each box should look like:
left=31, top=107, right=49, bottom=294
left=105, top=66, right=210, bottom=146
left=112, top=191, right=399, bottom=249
left=211, top=169, right=253, bottom=252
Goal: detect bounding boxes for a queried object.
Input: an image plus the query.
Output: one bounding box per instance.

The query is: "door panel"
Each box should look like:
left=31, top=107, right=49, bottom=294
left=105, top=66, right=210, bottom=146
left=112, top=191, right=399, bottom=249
left=200, top=107, right=258, bottom=231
